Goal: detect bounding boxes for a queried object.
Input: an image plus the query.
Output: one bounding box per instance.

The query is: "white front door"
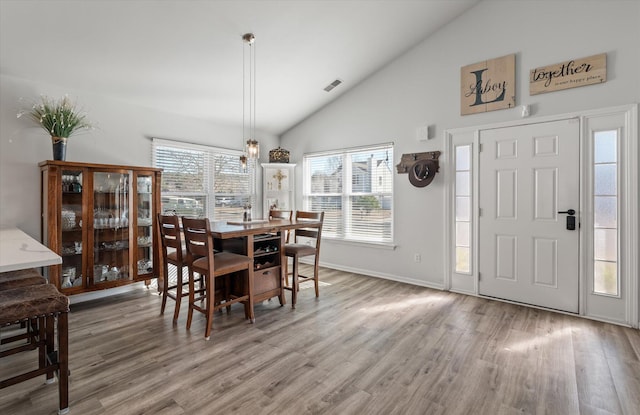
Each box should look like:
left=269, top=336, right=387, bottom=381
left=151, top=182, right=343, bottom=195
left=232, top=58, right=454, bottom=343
left=478, top=119, right=580, bottom=313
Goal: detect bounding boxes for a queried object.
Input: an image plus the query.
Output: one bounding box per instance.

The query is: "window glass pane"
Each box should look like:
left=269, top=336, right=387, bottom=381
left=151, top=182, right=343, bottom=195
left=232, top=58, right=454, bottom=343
left=456, top=145, right=470, bottom=171
left=455, top=247, right=470, bottom=273
left=456, top=196, right=470, bottom=221
left=349, top=196, right=392, bottom=242
left=594, top=261, right=618, bottom=296
left=308, top=196, right=342, bottom=238
left=456, top=171, right=470, bottom=196
left=350, top=149, right=393, bottom=194
left=455, top=222, right=470, bottom=247
left=155, top=146, right=207, bottom=193
left=594, top=228, right=617, bottom=262
left=594, top=164, right=616, bottom=196
left=594, top=130, right=617, bottom=163
left=309, top=156, right=343, bottom=194
left=594, top=196, right=617, bottom=228
left=161, top=195, right=206, bottom=217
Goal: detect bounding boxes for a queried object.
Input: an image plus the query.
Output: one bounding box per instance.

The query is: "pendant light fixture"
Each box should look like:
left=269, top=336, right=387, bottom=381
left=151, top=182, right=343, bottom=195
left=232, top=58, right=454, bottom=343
left=240, top=32, right=259, bottom=170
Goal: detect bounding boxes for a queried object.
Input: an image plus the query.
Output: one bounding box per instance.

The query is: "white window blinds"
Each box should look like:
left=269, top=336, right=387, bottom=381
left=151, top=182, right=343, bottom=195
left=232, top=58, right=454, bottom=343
left=152, top=138, right=255, bottom=221
left=303, top=143, right=393, bottom=245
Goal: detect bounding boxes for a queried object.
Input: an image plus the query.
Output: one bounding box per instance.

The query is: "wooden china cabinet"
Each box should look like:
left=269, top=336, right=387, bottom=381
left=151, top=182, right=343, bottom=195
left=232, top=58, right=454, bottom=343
left=40, top=160, right=162, bottom=294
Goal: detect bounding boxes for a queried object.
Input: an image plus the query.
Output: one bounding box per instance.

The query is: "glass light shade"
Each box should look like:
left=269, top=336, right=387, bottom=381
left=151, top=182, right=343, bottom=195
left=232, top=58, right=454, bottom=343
left=246, top=139, right=259, bottom=159
left=239, top=154, right=248, bottom=171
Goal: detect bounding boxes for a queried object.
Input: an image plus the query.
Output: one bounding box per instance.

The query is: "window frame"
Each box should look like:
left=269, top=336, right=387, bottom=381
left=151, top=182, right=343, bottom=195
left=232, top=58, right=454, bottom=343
left=302, top=143, right=394, bottom=246
left=152, top=138, right=256, bottom=220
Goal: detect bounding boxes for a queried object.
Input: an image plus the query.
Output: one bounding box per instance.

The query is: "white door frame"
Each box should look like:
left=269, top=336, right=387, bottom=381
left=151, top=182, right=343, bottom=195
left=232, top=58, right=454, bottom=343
left=444, top=104, right=638, bottom=328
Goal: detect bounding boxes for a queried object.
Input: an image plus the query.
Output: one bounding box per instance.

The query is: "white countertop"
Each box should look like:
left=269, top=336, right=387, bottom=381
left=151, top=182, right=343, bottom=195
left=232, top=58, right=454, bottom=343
left=0, top=227, right=62, bottom=272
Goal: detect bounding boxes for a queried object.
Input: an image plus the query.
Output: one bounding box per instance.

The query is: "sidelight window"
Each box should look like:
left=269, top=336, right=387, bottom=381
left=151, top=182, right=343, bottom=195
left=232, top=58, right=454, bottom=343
left=592, top=130, right=618, bottom=296
left=455, top=145, right=472, bottom=273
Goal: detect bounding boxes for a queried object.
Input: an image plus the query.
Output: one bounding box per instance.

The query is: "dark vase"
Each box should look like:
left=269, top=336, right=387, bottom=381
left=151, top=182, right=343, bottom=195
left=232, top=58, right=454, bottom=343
left=52, top=137, right=67, bottom=161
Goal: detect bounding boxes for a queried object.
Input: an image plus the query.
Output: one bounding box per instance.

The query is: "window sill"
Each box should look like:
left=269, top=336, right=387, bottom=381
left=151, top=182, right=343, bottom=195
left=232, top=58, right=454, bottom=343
left=322, top=236, right=396, bottom=250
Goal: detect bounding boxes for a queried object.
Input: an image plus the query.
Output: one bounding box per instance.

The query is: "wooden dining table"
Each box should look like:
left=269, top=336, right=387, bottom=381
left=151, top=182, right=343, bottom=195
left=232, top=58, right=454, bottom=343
left=209, top=218, right=322, bottom=311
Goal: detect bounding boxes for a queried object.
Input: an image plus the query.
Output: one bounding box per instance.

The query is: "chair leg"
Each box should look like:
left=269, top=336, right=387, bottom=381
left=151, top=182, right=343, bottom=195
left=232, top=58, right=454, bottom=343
left=173, top=265, right=183, bottom=322
left=291, top=256, right=299, bottom=308
left=314, top=256, right=320, bottom=298
left=57, top=312, right=69, bottom=415
left=283, top=258, right=289, bottom=287
left=39, top=316, right=50, bottom=381
left=186, top=270, right=196, bottom=331
left=248, top=267, right=255, bottom=323
left=204, top=274, right=215, bottom=341
left=160, top=264, right=169, bottom=315
left=224, top=275, right=231, bottom=314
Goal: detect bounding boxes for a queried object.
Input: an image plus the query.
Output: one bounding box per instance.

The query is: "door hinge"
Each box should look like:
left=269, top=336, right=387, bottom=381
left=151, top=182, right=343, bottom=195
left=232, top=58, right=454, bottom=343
left=478, top=272, right=481, bottom=281
left=479, top=207, right=483, bottom=217
left=479, top=143, right=483, bottom=152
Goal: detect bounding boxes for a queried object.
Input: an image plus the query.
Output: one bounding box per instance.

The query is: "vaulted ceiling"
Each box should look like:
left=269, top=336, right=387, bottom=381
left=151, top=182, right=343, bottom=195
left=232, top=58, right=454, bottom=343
left=0, top=0, right=479, bottom=135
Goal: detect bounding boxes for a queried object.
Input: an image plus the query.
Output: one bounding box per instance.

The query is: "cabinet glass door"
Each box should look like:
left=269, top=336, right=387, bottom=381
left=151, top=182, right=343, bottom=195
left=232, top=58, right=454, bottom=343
left=93, top=171, right=131, bottom=285
left=135, top=173, right=154, bottom=277
left=60, top=168, right=84, bottom=291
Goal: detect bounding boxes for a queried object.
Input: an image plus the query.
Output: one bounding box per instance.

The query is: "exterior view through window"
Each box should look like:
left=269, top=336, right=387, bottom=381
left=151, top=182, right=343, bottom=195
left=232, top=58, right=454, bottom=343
left=152, top=139, right=255, bottom=221
left=303, top=144, right=393, bottom=245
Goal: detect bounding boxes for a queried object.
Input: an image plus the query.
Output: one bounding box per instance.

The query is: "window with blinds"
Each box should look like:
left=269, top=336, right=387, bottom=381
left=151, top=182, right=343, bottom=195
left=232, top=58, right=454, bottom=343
left=152, top=138, right=255, bottom=221
left=303, top=144, right=393, bottom=245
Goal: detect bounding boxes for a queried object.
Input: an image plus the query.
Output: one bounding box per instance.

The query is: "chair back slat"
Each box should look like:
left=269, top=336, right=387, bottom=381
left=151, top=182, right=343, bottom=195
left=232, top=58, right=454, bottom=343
left=270, top=210, right=292, bottom=242
left=293, top=211, right=324, bottom=247
left=294, top=229, right=319, bottom=239
left=158, top=214, right=181, bottom=248
left=269, top=209, right=292, bottom=220
left=182, top=217, right=213, bottom=261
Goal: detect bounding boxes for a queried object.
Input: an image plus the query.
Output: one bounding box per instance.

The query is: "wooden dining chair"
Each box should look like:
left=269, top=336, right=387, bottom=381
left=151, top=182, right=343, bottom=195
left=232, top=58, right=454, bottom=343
left=269, top=209, right=293, bottom=286
left=158, top=213, right=202, bottom=322
left=284, top=211, right=324, bottom=308
left=181, top=217, right=254, bottom=340
left=268, top=209, right=292, bottom=237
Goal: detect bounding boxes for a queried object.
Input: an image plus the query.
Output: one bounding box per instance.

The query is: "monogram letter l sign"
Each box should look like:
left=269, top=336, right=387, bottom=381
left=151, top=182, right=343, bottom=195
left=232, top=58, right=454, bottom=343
left=461, top=54, right=515, bottom=116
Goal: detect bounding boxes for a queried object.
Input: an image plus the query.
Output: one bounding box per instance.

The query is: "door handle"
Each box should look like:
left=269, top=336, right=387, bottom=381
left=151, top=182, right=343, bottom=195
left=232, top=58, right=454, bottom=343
left=558, top=209, right=576, bottom=230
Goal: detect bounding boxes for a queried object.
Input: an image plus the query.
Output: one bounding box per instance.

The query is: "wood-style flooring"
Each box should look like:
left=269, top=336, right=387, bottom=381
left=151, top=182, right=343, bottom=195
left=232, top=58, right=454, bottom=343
left=1, top=266, right=639, bottom=415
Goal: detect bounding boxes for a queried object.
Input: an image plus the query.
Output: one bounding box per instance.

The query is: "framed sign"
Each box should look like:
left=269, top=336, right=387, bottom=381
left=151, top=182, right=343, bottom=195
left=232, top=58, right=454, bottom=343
left=461, top=54, right=515, bottom=116
left=530, top=53, right=606, bottom=95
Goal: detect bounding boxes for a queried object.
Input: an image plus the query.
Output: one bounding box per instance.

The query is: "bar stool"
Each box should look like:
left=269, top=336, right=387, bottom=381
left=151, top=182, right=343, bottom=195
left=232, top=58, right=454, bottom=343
left=269, top=209, right=292, bottom=286
left=182, top=217, right=254, bottom=340
left=157, top=214, right=204, bottom=322
left=0, top=284, right=70, bottom=414
left=0, top=268, right=46, bottom=290
left=284, top=211, right=324, bottom=308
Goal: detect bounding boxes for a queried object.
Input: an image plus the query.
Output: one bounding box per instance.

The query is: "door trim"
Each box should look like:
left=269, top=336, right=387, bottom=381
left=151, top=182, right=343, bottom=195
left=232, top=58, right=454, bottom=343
left=444, top=104, right=638, bottom=328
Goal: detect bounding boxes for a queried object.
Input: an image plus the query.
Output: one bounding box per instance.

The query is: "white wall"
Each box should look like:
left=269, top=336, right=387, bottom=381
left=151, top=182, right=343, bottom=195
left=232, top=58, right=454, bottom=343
left=0, top=74, right=279, bottom=239
left=281, top=0, right=640, bottom=289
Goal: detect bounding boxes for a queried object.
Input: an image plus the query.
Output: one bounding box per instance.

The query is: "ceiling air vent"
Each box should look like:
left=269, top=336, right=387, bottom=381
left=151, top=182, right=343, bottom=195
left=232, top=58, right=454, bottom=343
left=324, top=79, right=342, bottom=92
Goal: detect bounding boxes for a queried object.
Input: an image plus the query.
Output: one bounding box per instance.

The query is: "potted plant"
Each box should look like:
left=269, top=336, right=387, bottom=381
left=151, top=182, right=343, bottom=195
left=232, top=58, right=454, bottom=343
left=18, top=95, right=92, bottom=161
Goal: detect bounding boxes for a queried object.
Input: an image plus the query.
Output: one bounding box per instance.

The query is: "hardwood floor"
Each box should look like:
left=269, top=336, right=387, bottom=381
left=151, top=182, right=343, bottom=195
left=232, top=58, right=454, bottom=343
left=1, top=266, right=639, bottom=415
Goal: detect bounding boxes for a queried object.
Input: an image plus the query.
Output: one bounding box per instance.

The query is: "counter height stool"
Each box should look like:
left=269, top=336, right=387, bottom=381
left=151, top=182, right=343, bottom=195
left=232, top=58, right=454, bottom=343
left=182, top=217, right=254, bottom=340
left=284, top=211, right=324, bottom=308
left=158, top=214, right=204, bottom=322
left=0, top=268, right=47, bottom=348
left=269, top=209, right=292, bottom=287
left=0, top=268, right=46, bottom=291
left=0, top=284, right=70, bottom=414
